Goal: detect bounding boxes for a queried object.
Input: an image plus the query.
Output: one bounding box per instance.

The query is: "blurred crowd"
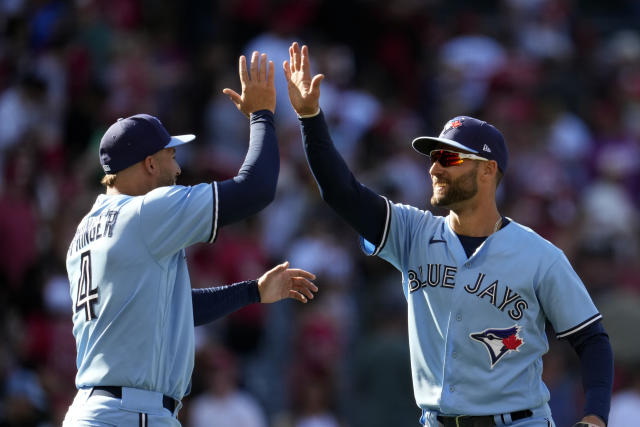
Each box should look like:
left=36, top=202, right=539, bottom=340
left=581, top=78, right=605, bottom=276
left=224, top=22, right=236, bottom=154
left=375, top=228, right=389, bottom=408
left=1, top=0, right=640, bottom=426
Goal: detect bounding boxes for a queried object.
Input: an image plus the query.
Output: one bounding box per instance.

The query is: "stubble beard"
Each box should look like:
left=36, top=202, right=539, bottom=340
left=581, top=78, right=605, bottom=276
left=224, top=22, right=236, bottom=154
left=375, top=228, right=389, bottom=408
left=157, top=169, right=178, bottom=187
left=430, top=165, right=479, bottom=208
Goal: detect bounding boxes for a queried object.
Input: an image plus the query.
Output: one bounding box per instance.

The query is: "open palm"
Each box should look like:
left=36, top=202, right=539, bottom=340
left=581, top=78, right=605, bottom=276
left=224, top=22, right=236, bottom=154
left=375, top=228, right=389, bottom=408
left=283, top=42, right=324, bottom=116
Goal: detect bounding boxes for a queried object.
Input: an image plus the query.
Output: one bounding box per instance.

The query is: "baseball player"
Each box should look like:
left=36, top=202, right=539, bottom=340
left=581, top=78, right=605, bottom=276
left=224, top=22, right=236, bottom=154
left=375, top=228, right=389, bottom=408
left=284, top=42, right=613, bottom=427
left=63, top=51, right=317, bottom=426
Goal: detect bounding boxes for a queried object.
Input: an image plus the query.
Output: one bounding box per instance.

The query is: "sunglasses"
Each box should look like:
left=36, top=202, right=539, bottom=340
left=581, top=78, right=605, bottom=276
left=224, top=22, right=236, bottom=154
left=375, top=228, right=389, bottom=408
left=429, top=149, right=488, bottom=167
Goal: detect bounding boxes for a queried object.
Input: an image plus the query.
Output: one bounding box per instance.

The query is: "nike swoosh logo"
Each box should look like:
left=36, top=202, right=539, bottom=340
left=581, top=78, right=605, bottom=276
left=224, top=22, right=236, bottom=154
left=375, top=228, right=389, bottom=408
left=429, top=238, right=446, bottom=244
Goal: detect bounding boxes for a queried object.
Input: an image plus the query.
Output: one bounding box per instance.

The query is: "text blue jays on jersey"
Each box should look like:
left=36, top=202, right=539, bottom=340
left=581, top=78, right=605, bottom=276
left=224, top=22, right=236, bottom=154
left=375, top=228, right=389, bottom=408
left=68, top=210, right=120, bottom=255
left=407, top=263, right=528, bottom=321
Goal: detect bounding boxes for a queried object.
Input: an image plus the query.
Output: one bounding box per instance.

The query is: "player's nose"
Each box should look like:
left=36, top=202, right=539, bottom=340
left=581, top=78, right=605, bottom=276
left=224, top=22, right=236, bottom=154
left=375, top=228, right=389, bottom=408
left=429, top=160, right=443, bottom=175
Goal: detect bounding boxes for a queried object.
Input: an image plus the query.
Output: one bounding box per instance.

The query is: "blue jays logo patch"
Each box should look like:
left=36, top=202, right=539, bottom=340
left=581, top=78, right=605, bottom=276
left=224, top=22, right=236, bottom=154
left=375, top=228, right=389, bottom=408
left=442, top=117, right=464, bottom=134
left=470, top=325, right=523, bottom=368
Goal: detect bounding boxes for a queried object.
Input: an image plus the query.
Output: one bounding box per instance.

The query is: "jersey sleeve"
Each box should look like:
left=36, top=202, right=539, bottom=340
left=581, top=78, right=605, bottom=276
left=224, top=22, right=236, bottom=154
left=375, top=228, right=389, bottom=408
left=139, top=183, right=218, bottom=259
left=536, top=251, right=601, bottom=338
left=361, top=200, right=434, bottom=271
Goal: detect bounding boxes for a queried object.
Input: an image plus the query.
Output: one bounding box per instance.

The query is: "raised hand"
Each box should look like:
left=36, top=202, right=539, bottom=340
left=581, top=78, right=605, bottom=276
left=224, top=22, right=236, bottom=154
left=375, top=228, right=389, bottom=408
left=223, top=51, right=276, bottom=117
left=283, top=42, right=324, bottom=116
left=257, top=261, right=318, bottom=304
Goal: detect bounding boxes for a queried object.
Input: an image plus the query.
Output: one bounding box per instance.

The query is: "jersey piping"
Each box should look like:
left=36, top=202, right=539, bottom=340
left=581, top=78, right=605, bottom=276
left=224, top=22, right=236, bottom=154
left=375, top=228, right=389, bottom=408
left=371, top=196, right=391, bottom=256
left=556, top=312, right=603, bottom=338
left=209, top=182, right=219, bottom=243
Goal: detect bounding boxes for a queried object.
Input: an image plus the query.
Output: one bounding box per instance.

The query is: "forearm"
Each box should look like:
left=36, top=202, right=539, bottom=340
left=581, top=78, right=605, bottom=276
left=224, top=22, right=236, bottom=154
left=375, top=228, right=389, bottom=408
left=192, top=280, right=260, bottom=326
left=217, top=110, right=279, bottom=226
left=300, top=110, right=386, bottom=244
left=567, top=322, right=614, bottom=425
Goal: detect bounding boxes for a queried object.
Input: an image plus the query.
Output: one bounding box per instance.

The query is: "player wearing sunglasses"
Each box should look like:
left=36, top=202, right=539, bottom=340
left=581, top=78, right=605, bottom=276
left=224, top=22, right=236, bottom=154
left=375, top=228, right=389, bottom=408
left=285, top=42, right=612, bottom=427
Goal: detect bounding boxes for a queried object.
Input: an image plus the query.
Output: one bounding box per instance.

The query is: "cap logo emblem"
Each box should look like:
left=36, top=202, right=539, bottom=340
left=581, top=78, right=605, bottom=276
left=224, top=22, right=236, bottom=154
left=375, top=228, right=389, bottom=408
left=483, top=144, right=492, bottom=153
left=442, top=118, right=463, bottom=134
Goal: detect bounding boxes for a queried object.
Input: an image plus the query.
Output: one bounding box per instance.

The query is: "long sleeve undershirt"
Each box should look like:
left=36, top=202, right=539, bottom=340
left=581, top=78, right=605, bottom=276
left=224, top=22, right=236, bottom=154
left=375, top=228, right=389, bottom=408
left=216, top=110, right=279, bottom=227
left=300, top=110, right=387, bottom=245
left=192, top=280, right=260, bottom=326
left=566, top=320, right=614, bottom=425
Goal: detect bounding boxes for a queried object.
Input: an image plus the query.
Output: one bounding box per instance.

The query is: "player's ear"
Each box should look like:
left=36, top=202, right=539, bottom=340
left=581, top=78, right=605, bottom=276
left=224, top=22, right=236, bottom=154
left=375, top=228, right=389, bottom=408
left=142, top=155, right=157, bottom=176
left=480, top=160, right=498, bottom=183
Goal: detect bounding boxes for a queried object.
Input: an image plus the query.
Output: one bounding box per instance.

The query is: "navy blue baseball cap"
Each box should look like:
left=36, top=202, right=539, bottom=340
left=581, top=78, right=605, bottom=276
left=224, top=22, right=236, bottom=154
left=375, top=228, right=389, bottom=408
left=412, top=116, right=508, bottom=173
left=99, top=114, right=195, bottom=174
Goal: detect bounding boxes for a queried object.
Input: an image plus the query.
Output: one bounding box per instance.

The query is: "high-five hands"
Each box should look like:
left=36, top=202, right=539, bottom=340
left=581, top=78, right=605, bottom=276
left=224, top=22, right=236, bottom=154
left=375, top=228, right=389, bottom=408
left=258, top=261, right=318, bottom=304
left=223, top=51, right=276, bottom=117
left=283, top=42, right=324, bottom=116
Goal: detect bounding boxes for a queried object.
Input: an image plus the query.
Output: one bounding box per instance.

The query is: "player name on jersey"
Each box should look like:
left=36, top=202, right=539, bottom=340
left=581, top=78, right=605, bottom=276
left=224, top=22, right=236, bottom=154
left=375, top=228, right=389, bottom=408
left=69, top=209, right=120, bottom=255
left=408, top=264, right=528, bottom=320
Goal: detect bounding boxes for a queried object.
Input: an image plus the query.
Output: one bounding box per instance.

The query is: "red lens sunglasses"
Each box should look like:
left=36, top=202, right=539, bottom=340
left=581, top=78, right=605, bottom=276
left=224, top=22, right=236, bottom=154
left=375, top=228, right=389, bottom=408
left=429, top=149, right=488, bottom=167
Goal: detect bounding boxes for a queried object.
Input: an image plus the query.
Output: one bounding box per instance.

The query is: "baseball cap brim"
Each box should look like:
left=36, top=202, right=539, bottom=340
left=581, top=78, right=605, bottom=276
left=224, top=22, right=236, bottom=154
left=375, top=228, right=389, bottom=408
left=411, top=136, right=480, bottom=156
left=165, top=134, right=196, bottom=148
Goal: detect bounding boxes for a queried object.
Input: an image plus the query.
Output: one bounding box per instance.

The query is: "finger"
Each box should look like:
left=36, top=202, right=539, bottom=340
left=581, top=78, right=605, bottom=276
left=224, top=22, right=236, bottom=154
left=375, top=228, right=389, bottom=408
left=285, top=268, right=316, bottom=280
left=283, top=60, right=291, bottom=81
left=292, top=278, right=317, bottom=299
left=310, top=74, right=325, bottom=96
left=222, top=88, right=242, bottom=105
left=288, top=45, right=294, bottom=70
left=292, top=42, right=300, bottom=71
left=292, top=277, right=318, bottom=292
left=268, top=261, right=289, bottom=274
left=250, top=51, right=259, bottom=81
left=268, top=60, right=275, bottom=87
left=238, top=55, right=248, bottom=87
left=259, top=53, right=267, bottom=82
left=288, top=290, right=308, bottom=303
left=301, top=44, right=310, bottom=75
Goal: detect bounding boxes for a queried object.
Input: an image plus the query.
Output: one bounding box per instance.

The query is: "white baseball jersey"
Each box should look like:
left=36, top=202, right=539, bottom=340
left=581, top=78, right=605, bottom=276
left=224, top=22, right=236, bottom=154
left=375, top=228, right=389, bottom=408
left=362, top=199, right=600, bottom=415
left=66, top=183, right=218, bottom=400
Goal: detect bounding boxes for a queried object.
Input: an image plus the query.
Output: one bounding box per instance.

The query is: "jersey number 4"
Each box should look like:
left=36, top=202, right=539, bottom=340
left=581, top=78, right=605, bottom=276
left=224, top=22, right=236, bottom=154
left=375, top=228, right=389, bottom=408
left=76, top=251, right=99, bottom=321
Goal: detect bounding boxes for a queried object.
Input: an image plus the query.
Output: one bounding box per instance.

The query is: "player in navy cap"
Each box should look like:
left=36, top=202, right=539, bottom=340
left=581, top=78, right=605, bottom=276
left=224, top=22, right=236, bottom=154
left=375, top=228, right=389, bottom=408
left=64, top=51, right=318, bottom=426
left=284, top=42, right=612, bottom=427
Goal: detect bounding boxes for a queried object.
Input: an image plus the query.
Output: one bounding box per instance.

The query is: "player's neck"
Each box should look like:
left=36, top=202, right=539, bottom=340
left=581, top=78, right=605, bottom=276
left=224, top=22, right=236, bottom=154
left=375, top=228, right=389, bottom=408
left=448, top=205, right=502, bottom=237
left=105, top=171, right=157, bottom=196
left=106, top=182, right=155, bottom=196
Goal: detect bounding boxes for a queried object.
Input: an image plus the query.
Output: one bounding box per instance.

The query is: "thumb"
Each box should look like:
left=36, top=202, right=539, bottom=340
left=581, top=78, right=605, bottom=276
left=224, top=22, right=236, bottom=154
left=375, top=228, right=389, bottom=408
left=222, top=88, right=241, bottom=104
left=281, top=261, right=290, bottom=268
left=310, top=74, right=325, bottom=95
left=283, top=61, right=291, bottom=81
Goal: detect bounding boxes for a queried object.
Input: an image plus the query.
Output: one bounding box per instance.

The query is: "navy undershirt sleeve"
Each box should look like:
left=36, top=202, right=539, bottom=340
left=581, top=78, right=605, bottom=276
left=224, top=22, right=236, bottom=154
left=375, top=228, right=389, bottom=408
left=300, top=110, right=387, bottom=245
left=217, top=110, right=279, bottom=227
left=565, top=320, right=614, bottom=424
left=192, top=280, right=261, bottom=326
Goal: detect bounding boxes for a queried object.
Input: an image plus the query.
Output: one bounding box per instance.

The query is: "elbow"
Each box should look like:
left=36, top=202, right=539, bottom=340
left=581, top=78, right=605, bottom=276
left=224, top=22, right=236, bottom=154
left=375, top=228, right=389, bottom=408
left=253, top=174, right=278, bottom=210
left=257, top=182, right=277, bottom=209
left=320, top=185, right=352, bottom=210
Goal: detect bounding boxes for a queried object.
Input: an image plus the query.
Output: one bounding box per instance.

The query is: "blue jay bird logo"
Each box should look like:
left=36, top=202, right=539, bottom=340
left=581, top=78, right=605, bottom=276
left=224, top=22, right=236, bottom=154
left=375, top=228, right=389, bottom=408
left=470, top=325, right=524, bottom=368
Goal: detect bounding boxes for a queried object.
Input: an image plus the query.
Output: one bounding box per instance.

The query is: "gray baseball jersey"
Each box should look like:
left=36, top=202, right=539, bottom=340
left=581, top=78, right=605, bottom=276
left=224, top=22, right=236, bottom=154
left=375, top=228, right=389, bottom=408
left=66, top=183, right=218, bottom=401
left=362, top=199, right=600, bottom=415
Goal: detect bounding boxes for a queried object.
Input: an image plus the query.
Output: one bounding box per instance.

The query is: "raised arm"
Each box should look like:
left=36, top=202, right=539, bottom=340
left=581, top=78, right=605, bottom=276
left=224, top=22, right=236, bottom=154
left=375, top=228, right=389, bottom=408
left=284, top=42, right=387, bottom=245
left=216, top=51, right=279, bottom=227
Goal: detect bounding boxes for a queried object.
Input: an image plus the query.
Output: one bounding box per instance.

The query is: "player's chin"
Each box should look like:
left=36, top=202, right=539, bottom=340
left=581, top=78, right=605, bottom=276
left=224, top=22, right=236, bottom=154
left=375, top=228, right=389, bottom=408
left=430, top=196, right=449, bottom=207
left=430, top=191, right=450, bottom=207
